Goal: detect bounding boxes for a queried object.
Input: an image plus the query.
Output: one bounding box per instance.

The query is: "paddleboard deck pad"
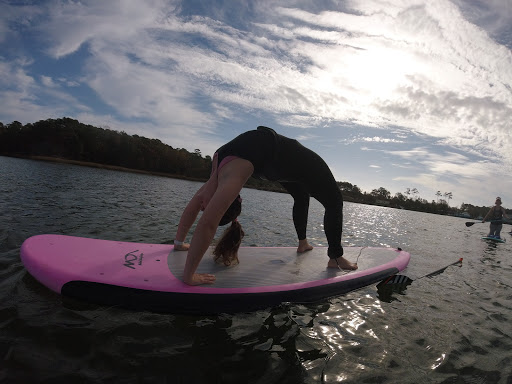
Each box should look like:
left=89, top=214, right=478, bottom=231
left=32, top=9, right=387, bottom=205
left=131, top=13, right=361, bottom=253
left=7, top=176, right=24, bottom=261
left=482, top=236, right=506, bottom=243
left=20, top=235, right=410, bottom=314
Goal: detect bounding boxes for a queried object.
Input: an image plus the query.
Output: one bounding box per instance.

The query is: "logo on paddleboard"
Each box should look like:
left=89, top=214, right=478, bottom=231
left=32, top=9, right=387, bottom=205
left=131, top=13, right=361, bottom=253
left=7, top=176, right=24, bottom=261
left=123, top=250, right=144, bottom=269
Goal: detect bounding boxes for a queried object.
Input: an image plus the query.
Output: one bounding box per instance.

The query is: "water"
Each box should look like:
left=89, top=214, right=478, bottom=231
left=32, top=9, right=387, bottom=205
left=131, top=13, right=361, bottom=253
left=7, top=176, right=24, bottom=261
left=1, top=156, right=511, bottom=384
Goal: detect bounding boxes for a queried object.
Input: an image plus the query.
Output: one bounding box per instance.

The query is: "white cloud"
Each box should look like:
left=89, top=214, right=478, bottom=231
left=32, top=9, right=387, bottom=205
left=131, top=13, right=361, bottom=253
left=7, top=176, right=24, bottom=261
left=22, top=0, right=511, bottom=162
left=452, top=0, right=512, bottom=49
left=386, top=147, right=489, bottom=176
left=1, top=0, right=512, bottom=206
left=40, top=0, right=173, bottom=58
left=340, top=134, right=406, bottom=145
left=40, top=75, right=56, bottom=87
left=0, top=59, right=90, bottom=124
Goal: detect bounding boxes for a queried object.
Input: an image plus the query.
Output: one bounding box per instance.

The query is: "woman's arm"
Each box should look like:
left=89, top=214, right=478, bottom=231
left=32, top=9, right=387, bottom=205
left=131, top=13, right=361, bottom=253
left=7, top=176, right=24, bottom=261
left=182, top=159, right=254, bottom=285
left=174, top=191, right=203, bottom=249
left=482, top=207, right=493, bottom=222
left=174, top=154, right=220, bottom=249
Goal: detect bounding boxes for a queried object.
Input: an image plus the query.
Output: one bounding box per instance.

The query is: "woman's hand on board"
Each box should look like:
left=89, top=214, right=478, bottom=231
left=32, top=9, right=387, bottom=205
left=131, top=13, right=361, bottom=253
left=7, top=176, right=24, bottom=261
left=184, top=273, right=216, bottom=285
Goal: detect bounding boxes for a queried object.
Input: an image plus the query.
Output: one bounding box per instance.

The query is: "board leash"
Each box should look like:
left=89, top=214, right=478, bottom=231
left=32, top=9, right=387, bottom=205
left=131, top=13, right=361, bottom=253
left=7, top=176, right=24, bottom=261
left=334, top=246, right=367, bottom=273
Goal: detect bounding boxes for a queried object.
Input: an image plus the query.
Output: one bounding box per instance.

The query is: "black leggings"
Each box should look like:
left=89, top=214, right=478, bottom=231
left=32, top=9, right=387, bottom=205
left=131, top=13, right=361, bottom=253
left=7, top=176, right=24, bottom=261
left=216, top=127, right=344, bottom=259
left=280, top=181, right=343, bottom=258
left=276, top=139, right=344, bottom=259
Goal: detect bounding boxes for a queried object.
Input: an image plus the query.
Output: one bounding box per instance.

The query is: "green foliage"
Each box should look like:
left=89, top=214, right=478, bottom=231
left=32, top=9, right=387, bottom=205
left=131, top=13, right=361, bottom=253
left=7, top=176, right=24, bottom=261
left=0, top=117, right=284, bottom=191
left=460, top=203, right=497, bottom=220
left=0, top=117, right=212, bottom=179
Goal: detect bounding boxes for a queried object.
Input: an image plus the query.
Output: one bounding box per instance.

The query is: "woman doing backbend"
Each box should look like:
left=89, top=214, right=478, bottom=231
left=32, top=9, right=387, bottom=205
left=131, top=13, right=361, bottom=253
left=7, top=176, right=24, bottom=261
left=174, top=126, right=357, bottom=285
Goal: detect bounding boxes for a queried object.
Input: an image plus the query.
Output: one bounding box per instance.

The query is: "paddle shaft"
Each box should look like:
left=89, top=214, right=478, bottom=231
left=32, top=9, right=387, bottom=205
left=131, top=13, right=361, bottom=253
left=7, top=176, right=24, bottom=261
left=416, top=258, right=463, bottom=280
left=465, top=219, right=511, bottom=227
left=379, top=258, right=463, bottom=286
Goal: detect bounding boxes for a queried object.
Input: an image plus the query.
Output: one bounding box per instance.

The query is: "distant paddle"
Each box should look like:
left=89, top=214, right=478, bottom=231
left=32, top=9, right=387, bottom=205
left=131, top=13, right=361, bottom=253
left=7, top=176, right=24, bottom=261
left=465, top=219, right=509, bottom=227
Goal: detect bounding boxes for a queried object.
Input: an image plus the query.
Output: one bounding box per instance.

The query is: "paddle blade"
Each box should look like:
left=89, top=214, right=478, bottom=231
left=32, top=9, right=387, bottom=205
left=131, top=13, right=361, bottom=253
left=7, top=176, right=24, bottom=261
left=377, top=275, right=413, bottom=286
left=377, top=275, right=412, bottom=302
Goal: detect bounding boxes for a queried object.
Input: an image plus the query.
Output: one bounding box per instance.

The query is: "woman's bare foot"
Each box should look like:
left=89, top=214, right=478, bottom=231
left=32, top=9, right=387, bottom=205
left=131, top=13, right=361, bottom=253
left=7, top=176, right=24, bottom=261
left=297, top=239, right=313, bottom=253
left=327, top=256, right=358, bottom=270
left=173, top=243, right=190, bottom=251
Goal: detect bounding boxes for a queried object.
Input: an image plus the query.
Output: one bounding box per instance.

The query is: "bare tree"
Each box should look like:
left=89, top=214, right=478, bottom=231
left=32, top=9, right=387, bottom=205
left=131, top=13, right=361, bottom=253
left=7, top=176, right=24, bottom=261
left=444, top=192, right=453, bottom=206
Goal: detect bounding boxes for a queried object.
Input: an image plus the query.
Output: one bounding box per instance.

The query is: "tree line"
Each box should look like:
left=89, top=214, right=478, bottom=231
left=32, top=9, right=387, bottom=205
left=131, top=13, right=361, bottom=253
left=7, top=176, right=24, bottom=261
left=0, top=118, right=501, bottom=219
left=338, top=181, right=502, bottom=219
left=0, top=118, right=284, bottom=191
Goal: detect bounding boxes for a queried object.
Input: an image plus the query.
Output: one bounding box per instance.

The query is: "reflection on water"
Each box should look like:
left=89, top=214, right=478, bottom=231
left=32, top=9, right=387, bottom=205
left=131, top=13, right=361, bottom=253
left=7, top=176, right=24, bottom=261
left=376, top=280, right=411, bottom=303
left=1, top=156, right=512, bottom=383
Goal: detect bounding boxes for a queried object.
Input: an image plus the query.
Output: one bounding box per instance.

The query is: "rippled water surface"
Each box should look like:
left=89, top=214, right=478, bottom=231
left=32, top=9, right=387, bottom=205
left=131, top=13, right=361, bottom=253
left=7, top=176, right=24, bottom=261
left=1, top=156, right=511, bottom=383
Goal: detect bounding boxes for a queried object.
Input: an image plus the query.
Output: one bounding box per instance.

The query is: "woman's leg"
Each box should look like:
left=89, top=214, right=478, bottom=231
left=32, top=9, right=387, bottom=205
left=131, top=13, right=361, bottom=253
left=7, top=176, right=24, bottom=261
left=275, top=135, right=355, bottom=269
left=280, top=182, right=313, bottom=252
left=496, top=223, right=503, bottom=238
left=311, top=185, right=344, bottom=258
left=299, top=153, right=356, bottom=269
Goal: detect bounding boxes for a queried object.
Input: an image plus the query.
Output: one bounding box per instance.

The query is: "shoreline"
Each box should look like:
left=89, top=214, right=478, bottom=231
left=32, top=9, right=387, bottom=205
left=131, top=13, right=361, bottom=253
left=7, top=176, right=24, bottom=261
left=6, top=154, right=287, bottom=194
left=23, top=155, right=208, bottom=182
left=4, top=155, right=492, bottom=217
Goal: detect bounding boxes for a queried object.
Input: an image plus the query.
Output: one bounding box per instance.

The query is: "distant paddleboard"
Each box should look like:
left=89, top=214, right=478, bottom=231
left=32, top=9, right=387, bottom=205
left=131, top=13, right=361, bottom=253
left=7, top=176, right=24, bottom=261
left=20, top=235, right=410, bottom=314
left=481, top=236, right=506, bottom=243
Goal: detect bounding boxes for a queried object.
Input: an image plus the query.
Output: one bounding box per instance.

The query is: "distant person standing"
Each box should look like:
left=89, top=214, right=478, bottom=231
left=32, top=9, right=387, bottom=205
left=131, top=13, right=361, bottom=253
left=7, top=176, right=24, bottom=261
left=482, top=197, right=509, bottom=239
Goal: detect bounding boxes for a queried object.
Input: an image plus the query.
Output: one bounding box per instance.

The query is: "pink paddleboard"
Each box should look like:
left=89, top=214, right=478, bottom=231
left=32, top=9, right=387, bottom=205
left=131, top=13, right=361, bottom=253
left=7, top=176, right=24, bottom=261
left=21, top=234, right=410, bottom=314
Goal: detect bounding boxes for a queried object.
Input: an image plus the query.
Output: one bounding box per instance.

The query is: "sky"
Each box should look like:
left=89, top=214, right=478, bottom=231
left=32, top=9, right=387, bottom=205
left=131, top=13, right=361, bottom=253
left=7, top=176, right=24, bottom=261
left=1, top=0, right=511, bottom=208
